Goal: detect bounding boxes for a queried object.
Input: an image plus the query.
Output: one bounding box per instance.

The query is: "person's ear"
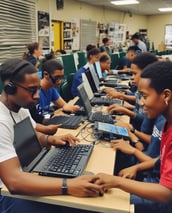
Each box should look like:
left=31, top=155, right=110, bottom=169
left=163, top=89, right=171, bottom=104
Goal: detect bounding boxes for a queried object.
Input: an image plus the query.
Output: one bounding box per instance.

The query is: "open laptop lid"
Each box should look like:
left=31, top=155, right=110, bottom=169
left=13, top=117, right=45, bottom=171
left=82, top=72, right=94, bottom=100
left=93, top=61, right=103, bottom=79
left=77, top=83, right=92, bottom=118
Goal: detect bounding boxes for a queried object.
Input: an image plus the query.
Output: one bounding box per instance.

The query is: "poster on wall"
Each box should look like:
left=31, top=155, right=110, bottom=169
left=71, top=18, right=80, bottom=51
left=38, top=11, right=50, bottom=49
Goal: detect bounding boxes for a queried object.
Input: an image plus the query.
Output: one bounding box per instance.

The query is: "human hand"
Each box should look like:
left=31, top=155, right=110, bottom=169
left=63, top=104, right=80, bottom=113
left=44, top=124, right=61, bottom=135
left=67, top=175, right=104, bottom=197
left=110, top=139, right=135, bottom=155
left=48, top=134, right=80, bottom=146
left=108, top=104, right=127, bottom=114
left=94, top=173, right=118, bottom=190
left=118, top=165, right=138, bottom=179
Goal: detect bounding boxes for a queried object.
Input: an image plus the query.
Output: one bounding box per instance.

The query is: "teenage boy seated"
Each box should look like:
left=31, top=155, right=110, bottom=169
left=0, top=58, right=104, bottom=212
left=30, top=59, right=80, bottom=123
left=115, top=45, right=142, bottom=73
left=107, top=52, right=158, bottom=131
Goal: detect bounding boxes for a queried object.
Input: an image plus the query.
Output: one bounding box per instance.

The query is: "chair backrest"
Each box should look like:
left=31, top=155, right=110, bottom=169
left=59, top=73, right=75, bottom=102
left=77, top=52, right=87, bottom=69
left=61, top=54, right=77, bottom=77
left=110, top=53, right=120, bottom=69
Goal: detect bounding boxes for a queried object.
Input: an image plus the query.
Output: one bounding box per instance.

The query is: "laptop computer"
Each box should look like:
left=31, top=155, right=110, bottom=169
left=45, top=114, right=83, bottom=129
left=93, top=61, right=118, bottom=86
left=13, top=116, right=94, bottom=178
left=77, top=83, right=114, bottom=124
left=82, top=72, right=123, bottom=106
left=89, top=65, right=130, bottom=90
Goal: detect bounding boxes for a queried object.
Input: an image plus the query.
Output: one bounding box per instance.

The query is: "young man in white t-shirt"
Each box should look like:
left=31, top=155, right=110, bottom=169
left=0, top=59, right=103, bottom=212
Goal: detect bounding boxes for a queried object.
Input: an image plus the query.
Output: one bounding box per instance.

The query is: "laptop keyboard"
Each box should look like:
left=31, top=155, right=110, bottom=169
left=39, top=144, right=94, bottom=178
left=90, top=111, right=114, bottom=124
left=91, top=97, right=123, bottom=106
left=46, top=115, right=83, bottom=129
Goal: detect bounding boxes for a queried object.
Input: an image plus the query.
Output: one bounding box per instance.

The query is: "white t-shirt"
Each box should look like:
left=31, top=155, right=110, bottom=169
left=0, top=102, right=36, bottom=187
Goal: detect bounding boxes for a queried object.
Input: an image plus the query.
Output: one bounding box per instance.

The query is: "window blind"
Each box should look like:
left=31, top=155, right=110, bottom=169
left=0, top=0, right=36, bottom=63
left=80, top=19, right=97, bottom=51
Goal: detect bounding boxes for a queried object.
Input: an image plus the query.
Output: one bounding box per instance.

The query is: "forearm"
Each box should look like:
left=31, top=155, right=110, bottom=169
left=134, top=129, right=151, bottom=144
left=121, top=94, right=136, bottom=103
left=132, top=148, right=152, bottom=162
left=115, top=176, right=172, bottom=203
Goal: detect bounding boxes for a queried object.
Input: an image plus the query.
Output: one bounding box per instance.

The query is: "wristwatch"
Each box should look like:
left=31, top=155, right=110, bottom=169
left=62, top=178, right=68, bottom=195
left=131, top=139, right=140, bottom=147
left=130, top=127, right=135, bottom=133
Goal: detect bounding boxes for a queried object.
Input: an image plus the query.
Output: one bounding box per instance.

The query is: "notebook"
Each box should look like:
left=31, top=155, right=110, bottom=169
left=13, top=117, right=94, bottom=178
left=82, top=72, right=123, bottom=106
left=77, top=83, right=114, bottom=124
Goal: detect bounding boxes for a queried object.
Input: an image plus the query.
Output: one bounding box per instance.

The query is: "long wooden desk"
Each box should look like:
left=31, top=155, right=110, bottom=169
left=2, top=105, right=131, bottom=212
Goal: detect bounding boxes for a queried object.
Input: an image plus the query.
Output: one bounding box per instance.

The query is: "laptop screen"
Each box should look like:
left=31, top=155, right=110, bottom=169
left=89, top=66, right=100, bottom=91
left=13, top=117, right=42, bottom=168
left=93, top=61, right=103, bottom=79
left=77, top=83, right=92, bottom=118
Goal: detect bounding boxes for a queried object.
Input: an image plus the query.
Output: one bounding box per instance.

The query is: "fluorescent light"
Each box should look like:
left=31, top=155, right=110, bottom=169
left=159, top=8, right=172, bottom=12
left=111, top=0, right=139, bottom=5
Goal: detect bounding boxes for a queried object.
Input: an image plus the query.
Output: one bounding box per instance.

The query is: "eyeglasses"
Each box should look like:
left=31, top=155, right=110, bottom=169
left=49, top=74, right=65, bottom=83
left=14, top=82, right=40, bottom=98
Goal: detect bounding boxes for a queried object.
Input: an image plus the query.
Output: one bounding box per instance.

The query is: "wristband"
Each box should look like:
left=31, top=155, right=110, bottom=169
left=62, top=178, right=68, bottom=195
left=130, top=127, right=135, bottom=133
left=131, top=139, right=140, bottom=147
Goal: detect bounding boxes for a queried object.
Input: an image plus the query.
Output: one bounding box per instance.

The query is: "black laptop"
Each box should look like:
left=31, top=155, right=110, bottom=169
left=13, top=117, right=94, bottom=178
left=77, top=83, right=114, bottom=124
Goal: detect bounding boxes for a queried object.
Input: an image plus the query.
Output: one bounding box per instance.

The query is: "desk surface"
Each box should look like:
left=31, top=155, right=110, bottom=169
left=2, top=103, right=131, bottom=213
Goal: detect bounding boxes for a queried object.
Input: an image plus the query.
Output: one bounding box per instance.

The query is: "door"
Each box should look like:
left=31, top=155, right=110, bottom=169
left=51, top=21, right=63, bottom=51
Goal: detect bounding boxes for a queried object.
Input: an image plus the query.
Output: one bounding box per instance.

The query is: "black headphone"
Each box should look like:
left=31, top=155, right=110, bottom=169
left=49, top=74, right=56, bottom=84
left=4, top=61, right=30, bottom=95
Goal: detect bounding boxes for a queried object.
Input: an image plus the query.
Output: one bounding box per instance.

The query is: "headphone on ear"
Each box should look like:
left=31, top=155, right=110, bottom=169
left=49, top=74, right=56, bottom=84
left=4, top=61, right=30, bottom=95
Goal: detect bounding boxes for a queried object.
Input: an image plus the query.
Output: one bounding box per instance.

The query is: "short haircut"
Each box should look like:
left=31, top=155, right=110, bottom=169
left=141, top=61, right=172, bottom=94
left=99, top=53, right=110, bottom=62
left=127, top=45, right=142, bottom=54
left=132, top=52, right=158, bottom=70
left=0, top=58, right=37, bottom=83
left=131, top=33, right=140, bottom=40
left=102, top=38, right=109, bottom=44
left=87, top=48, right=100, bottom=60
left=42, top=59, right=63, bottom=74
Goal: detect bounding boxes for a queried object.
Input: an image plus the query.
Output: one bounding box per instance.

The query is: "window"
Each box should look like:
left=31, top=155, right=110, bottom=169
left=0, top=0, right=36, bottom=63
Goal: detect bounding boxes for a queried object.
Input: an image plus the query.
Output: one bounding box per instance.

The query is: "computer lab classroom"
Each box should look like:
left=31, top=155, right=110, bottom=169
left=1, top=0, right=172, bottom=213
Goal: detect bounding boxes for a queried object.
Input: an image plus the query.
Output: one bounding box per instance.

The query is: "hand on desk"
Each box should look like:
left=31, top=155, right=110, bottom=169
left=110, top=139, right=135, bottom=155
left=48, top=134, right=80, bottom=147
left=67, top=175, right=104, bottom=197
left=118, top=164, right=138, bottom=179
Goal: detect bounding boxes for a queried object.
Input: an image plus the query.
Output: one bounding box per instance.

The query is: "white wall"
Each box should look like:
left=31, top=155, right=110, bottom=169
left=148, top=14, right=172, bottom=49
left=36, top=0, right=172, bottom=50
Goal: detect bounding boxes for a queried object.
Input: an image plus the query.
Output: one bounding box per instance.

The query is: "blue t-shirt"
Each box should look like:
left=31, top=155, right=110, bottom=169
left=38, top=88, right=60, bottom=115
left=71, top=66, right=88, bottom=97
left=145, top=115, right=165, bottom=158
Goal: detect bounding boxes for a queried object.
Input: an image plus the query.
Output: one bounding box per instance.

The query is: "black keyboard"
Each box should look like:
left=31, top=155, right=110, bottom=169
left=39, top=144, right=94, bottom=178
left=45, top=115, right=82, bottom=129
left=91, top=97, right=123, bottom=106
left=90, top=111, right=114, bottom=124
